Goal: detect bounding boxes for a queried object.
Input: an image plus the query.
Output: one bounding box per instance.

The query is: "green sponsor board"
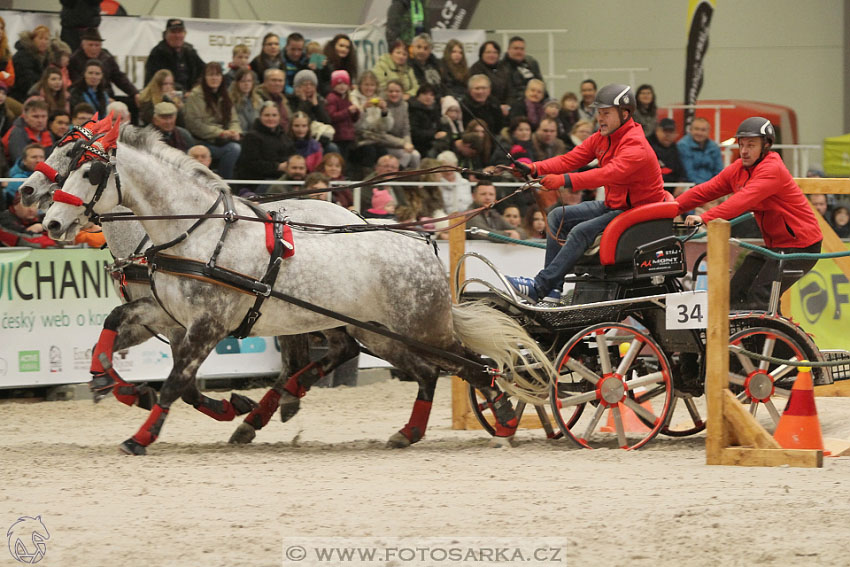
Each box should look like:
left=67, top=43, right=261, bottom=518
left=18, top=350, right=39, bottom=372
left=789, top=244, right=850, bottom=351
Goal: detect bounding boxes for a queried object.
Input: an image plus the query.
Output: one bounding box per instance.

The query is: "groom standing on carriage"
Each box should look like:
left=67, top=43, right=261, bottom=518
left=503, top=83, right=668, bottom=304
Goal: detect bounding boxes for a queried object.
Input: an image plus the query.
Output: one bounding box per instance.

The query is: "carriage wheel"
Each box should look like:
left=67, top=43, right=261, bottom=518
left=660, top=391, right=706, bottom=437
left=550, top=323, right=674, bottom=450
left=728, top=326, right=816, bottom=430
left=467, top=385, right=564, bottom=440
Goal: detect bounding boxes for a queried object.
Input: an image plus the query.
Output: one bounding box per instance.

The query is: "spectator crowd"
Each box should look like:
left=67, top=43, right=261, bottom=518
left=1, top=5, right=846, bottom=249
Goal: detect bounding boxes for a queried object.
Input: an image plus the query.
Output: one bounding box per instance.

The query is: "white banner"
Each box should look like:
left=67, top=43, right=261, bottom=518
left=430, top=27, right=485, bottom=61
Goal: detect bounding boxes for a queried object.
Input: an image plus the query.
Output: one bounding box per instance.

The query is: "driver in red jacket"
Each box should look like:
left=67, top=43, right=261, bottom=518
left=678, top=116, right=822, bottom=310
left=505, top=83, right=668, bottom=303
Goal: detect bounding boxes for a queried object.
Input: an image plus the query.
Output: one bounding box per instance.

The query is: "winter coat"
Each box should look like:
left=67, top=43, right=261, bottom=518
left=10, top=37, right=48, bottom=102
left=68, top=47, right=138, bottom=97
left=372, top=53, right=419, bottom=98
left=324, top=91, right=359, bottom=143
left=0, top=55, right=15, bottom=88
left=183, top=85, right=241, bottom=143
left=468, top=60, right=509, bottom=105
left=293, top=137, right=323, bottom=172
left=633, top=106, right=657, bottom=138
left=249, top=53, right=285, bottom=83
left=677, top=134, right=723, bottom=184
left=648, top=134, right=686, bottom=184
left=533, top=119, right=667, bottom=211
left=233, top=92, right=263, bottom=133
left=286, top=93, right=332, bottom=127
left=676, top=152, right=823, bottom=249
left=410, top=54, right=445, bottom=97
left=407, top=98, right=442, bottom=155
left=350, top=89, right=393, bottom=147
left=383, top=98, right=412, bottom=148
left=68, top=85, right=109, bottom=117
left=460, top=95, right=504, bottom=136
left=496, top=55, right=543, bottom=105
left=2, top=116, right=52, bottom=162
left=235, top=118, right=295, bottom=180
left=144, top=40, right=205, bottom=91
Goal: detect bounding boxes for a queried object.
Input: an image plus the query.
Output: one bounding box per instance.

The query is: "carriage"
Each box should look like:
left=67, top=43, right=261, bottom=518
left=455, top=201, right=850, bottom=450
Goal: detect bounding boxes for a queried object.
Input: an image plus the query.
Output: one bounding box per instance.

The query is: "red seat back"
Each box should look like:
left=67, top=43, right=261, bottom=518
left=599, top=200, right=679, bottom=265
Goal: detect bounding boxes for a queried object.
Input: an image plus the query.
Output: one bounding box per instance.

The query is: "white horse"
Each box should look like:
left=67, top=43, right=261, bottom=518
left=42, top=118, right=554, bottom=454
left=19, top=125, right=371, bottom=442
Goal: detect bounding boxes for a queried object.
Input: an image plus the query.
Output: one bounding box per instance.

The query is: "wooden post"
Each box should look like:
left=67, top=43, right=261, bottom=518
left=448, top=221, right=470, bottom=429
left=705, top=220, right=731, bottom=465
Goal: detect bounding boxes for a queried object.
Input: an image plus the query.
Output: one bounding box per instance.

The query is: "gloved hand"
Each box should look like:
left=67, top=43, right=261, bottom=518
left=511, top=161, right=535, bottom=179
left=541, top=174, right=572, bottom=191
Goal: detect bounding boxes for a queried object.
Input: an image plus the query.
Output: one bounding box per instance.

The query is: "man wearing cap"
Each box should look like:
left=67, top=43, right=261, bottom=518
left=678, top=117, right=822, bottom=310
left=69, top=28, right=140, bottom=106
left=144, top=19, right=205, bottom=92
left=649, top=117, right=686, bottom=192
left=145, top=101, right=196, bottom=153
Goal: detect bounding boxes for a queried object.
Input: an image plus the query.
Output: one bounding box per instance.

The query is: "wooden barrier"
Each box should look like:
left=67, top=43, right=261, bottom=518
left=705, top=220, right=823, bottom=468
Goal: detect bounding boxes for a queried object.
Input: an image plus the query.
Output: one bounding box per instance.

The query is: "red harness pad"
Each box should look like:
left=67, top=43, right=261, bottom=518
left=265, top=217, right=295, bottom=258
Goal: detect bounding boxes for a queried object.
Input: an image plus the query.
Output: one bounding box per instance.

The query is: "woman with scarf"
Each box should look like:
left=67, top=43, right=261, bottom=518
left=68, top=59, right=109, bottom=117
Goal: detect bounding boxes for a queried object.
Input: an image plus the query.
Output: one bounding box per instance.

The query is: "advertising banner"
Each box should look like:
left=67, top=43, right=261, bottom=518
left=683, top=0, right=715, bottom=129
left=789, top=248, right=850, bottom=351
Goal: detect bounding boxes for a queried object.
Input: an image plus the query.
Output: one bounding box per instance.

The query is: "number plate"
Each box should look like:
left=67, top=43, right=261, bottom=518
left=665, top=291, right=708, bottom=329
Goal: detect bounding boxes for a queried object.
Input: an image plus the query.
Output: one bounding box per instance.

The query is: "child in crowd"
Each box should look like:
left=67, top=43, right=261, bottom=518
left=365, top=188, right=396, bottom=219
left=317, top=152, right=352, bottom=208
left=831, top=202, right=850, bottom=239
left=288, top=110, right=323, bottom=172
left=558, top=92, right=580, bottom=143
left=324, top=70, right=359, bottom=161
left=224, top=44, right=252, bottom=87
left=306, top=41, right=325, bottom=71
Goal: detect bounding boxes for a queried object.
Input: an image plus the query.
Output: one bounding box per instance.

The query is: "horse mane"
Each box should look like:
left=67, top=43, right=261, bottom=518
left=118, top=124, right=231, bottom=193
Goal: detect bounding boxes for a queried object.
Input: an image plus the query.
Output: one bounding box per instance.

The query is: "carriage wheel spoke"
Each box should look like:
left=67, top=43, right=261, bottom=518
left=729, top=373, right=747, bottom=387
left=534, top=404, right=557, bottom=438
left=770, top=359, right=797, bottom=382
left=773, top=386, right=791, bottom=398
left=635, top=384, right=666, bottom=404
left=623, top=397, right=659, bottom=426
left=764, top=399, right=782, bottom=425
left=624, top=371, right=664, bottom=391
left=759, top=337, right=777, bottom=372
left=749, top=401, right=759, bottom=417
left=735, top=351, right=757, bottom=375
left=595, top=333, right=613, bottom=376
left=615, top=339, right=642, bottom=376
left=564, top=358, right=601, bottom=385
left=684, top=397, right=703, bottom=424
left=515, top=400, right=527, bottom=421
left=611, top=405, right=628, bottom=448
left=582, top=403, right=607, bottom=442
left=558, top=389, right=598, bottom=407
left=736, top=390, right=749, bottom=402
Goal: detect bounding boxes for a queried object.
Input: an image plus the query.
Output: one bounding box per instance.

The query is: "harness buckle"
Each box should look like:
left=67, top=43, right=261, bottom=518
left=258, top=284, right=272, bottom=298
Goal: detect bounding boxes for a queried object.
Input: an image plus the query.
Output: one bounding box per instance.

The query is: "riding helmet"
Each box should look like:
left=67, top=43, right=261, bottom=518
left=590, top=83, right=636, bottom=114
left=735, top=116, right=775, bottom=146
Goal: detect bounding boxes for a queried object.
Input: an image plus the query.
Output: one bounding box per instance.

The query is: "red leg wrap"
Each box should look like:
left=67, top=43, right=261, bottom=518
left=195, top=397, right=237, bottom=421
left=113, top=384, right=140, bottom=407
left=245, top=389, right=283, bottom=430
left=283, top=361, right=323, bottom=398
left=488, top=393, right=518, bottom=438
left=400, top=399, right=433, bottom=444
left=90, top=329, right=117, bottom=374
left=132, top=405, right=169, bottom=446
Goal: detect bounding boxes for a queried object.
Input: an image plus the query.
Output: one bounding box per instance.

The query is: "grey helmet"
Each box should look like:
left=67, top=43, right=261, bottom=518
left=735, top=116, right=775, bottom=146
left=590, top=83, right=636, bottom=114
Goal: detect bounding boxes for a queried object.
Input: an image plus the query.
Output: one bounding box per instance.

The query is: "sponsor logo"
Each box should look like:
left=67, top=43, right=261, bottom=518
left=48, top=346, right=61, bottom=373
left=7, top=515, right=50, bottom=564
left=18, top=351, right=39, bottom=373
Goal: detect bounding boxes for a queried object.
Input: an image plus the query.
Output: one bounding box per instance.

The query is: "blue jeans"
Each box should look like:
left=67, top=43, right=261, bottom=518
left=534, top=200, right=623, bottom=295
left=203, top=141, right=241, bottom=180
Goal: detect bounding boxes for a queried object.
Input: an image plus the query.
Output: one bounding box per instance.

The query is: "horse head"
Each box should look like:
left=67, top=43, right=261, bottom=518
left=43, top=113, right=122, bottom=241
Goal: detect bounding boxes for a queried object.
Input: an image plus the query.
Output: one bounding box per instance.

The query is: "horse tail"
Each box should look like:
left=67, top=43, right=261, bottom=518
left=450, top=302, right=555, bottom=403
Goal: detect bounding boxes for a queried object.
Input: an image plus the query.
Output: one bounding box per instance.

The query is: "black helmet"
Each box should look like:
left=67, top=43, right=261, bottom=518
left=736, top=117, right=775, bottom=146
left=590, top=83, right=636, bottom=114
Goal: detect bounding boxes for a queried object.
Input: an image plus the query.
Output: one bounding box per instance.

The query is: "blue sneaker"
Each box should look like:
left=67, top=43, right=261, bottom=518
left=541, top=289, right=562, bottom=304
left=506, top=276, right=538, bottom=302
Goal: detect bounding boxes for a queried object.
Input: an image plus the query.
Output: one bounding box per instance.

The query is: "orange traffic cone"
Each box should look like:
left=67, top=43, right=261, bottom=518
left=773, top=365, right=829, bottom=454
left=600, top=342, right=653, bottom=433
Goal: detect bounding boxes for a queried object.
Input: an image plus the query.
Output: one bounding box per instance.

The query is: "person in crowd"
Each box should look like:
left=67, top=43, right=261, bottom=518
left=492, top=116, right=535, bottom=166
left=224, top=43, right=252, bottom=87
left=830, top=202, right=850, bottom=239
left=47, top=37, right=72, bottom=91
left=68, top=59, right=110, bottom=117
left=27, top=66, right=69, bottom=113
left=400, top=156, right=447, bottom=227
left=0, top=190, right=56, bottom=248
left=501, top=204, right=526, bottom=236
left=557, top=92, right=580, bottom=141
left=279, top=153, right=308, bottom=185
left=250, top=33, right=284, bottom=82
left=648, top=117, right=687, bottom=192
left=408, top=83, right=444, bottom=157
left=564, top=118, right=594, bottom=152
left=0, top=82, right=17, bottom=142
left=533, top=117, right=567, bottom=161
left=146, top=101, right=195, bottom=153
left=461, top=73, right=504, bottom=135
left=380, top=79, right=420, bottom=169
left=70, top=101, right=94, bottom=126
left=283, top=32, right=308, bottom=96
left=633, top=84, right=658, bottom=137
left=4, top=143, right=45, bottom=205
left=315, top=152, right=349, bottom=207
left=373, top=39, right=418, bottom=99
left=504, top=84, right=667, bottom=303
left=808, top=194, right=830, bottom=219
left=287, top=70, right=333, bottom=140
left=677, top=116, right=723, bottom=184
left=364, top=188, right=397, bottom=219
left=11, top=25, right=50, bottom=102
left=59, top=0, right=100, bottom=52
left=229, top=67, right=263, bottom=133
left=288, top=111, right=323, bottom=172
left=47, top=109, right=70, bottom=143
left=317, top=34, right=358, bottom=96
left=184, top=62, right=241, bottom=179
left=450, top=131, right=486, bottom=172
left=431, top=94, right=463, bottom=155
left=468, top=41, right=510, bottom=112
left=462, top=118, right=492, bottom=165
left=679, top=117, right=823, bottom=309
left=498, top=36, right=544, bottom=105
left=386, top=0, right=428, bottom=45
left=304, top=41, right=324, bottom=73
left=359, top=153, right=402, bottom=211
left=324, top=70, right=359, bottom=160
left=68, top=27, right=139, bottom=106
left=440, top=38, right=469, bottom=101
left=106, top=100, right=130, bottom=123
left=302, top=171, right=332, bottom=202
left=466, top=180, right=521, bottom=241
left=235, top=100, right=295, bottom=188
left=434, top=150, right=471, bottom=213
left=409, top=33, right=444, bottom=97
left=577, top=79, right=597, bottom=127
left=3, top=99, right=51, bottom=162
left=137, top=69, right=183, bottom=125
left=508, top=78, right=547, bottom=130
left=144, top=19, right=205, bottom=92
left=256, top=68, right=290, bottom=132
left=187, top=144, right=212, bottom=168
left=522, top=205, right=546, bottom=239
left=0, top=17, right=16, bottom=89
left=349, top=70, right=391, bottom=173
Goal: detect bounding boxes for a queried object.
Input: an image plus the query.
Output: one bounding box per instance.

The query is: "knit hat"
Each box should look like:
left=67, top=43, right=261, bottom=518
left=331, top=70, right=350, bottom=87
left=441, top=95, right=460, bottom=117
left=370, top=188, right=395, bottom=211
left=436, top=150, right=458, bottom=167
left=293, top=69, right=318, bottom=89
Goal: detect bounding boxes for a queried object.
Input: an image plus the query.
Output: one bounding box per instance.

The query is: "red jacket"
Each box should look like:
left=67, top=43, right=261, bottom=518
left=324, top=91, right=360, bottom=143
left=676, top=152, right=822, bottom=249
left=533, top=119, right=667, bottom=210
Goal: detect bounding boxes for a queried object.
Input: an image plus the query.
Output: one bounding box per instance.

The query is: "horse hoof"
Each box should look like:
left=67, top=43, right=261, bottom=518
left=137, top=386, right=158, bottom=411
left=279, top=391, right=301, bottom=423
left=228, top=423, right=257, bottom=444
left=386, top=431, right=412, bottom=449
left=489, top=436, right=517, bottom=449
left=119, top=438, right=147, bottom=455
left=230, top=393, right=257, bottom=415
